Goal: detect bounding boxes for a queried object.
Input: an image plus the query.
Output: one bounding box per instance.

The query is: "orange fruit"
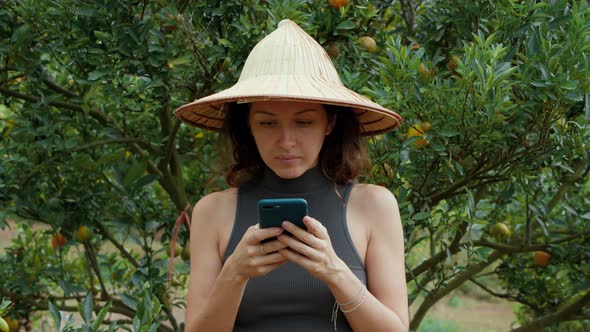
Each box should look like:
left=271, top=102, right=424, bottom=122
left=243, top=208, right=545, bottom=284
left=75, top=225, right=91, bottom=242
left=4, top=317, right=17, bottom=332
left=51, top=231, right=67, bottom=250
left=359, top=36, right=377, bottom=53
left=535, top=251, right=551, bottom=267
left=491, top=222, right=511, bottom=240
left=407, top=122, right=431, bottom=148
left=448, top=56, right=458, bottom=71
left=328, top=0, right=349, bottom=9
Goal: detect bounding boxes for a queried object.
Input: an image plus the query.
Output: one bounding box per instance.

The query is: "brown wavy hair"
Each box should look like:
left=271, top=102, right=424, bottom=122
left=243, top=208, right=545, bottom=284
left=222, top=102, right=369, bottom=187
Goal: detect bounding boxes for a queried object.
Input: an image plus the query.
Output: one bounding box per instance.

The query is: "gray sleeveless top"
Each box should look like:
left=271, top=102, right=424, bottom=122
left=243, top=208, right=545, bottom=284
left=223, top=166, right=367, bottom=331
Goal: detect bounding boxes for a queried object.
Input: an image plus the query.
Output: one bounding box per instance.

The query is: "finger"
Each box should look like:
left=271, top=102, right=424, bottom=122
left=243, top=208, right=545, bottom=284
left=278, top=248, right=310, bottom=267
left=277, top=234, right=320, bottom=260
left=254, top=252, right=288, bottom=265
left=250, top=226, right=284, bottom=243
left=303, top=216, right=329, bottom=240
left=257, top=259, right=289, bottom=275
left=281, top=221, right=321, bottom=247
left=261, top=239, right=289, bottom=254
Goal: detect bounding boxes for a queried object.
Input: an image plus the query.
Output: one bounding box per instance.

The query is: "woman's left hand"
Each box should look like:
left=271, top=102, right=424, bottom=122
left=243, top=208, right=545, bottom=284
left=277, top=216, right=348, bottom=284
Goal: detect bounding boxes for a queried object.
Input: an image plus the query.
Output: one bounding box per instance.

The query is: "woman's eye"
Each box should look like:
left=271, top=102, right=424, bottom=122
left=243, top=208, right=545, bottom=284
left=296, top=120, right=313, bottom=126
left=259, top=121, right=275, bottom=127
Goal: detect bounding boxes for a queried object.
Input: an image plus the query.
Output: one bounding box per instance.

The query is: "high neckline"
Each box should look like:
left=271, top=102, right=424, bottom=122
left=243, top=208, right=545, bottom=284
left=260, top=165, right=332, bottom=194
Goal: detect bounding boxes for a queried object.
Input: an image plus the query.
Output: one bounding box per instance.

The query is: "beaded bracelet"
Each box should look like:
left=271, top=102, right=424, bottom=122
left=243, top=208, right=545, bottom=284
left=331, top=282, right=367, bottom=331
left=340, top=285, right=368, bottom=313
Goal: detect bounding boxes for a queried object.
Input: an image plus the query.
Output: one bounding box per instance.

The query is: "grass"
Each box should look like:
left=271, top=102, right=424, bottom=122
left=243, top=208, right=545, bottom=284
left=418, top=317, right=462, bottom=332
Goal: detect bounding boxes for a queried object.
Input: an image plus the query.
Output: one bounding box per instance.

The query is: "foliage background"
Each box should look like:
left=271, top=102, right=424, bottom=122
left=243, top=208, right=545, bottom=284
left=1, top=0, right=589, bottom=331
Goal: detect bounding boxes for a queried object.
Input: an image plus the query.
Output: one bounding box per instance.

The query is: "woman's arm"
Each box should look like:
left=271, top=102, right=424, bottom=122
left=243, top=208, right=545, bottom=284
left=332, top=184, right=409, bottom=331
left=278, top=184, right=409, bottom=332
left=185, top=190, right=288, bottom=332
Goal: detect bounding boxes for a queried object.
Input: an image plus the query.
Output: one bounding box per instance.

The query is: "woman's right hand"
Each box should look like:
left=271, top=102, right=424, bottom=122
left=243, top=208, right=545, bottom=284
left=225, top=225, right=289, bottom=280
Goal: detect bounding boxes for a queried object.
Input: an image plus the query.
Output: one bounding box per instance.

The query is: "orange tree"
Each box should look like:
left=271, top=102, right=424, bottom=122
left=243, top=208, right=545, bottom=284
left=0, top=0, right=589, bottom=331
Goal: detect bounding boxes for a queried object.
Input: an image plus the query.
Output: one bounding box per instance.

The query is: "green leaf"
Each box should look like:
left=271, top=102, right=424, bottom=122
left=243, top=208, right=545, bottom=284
left=474, top=246, right=493, bottom=262
left=92, top=301, right=112, bottom=330
left=120, top=294, right=137, bottom=311
left=88, top=70, right=109, bottom=81
left=438, top=129, right=459, bottom=137
left=560, top=81, right=577, bottom=91
left=335, top=21, right=356, bottom=30
left=11, top=24, right=33, bottom=45
left=83, top=293, right=93, bottom=324
left=93, top=30, right=111, bottom=41
left=48, top=301, right=61, bottom=330
left=132, top=174, right=160, bottom=193
left=412, top=212, right=430, bottom=221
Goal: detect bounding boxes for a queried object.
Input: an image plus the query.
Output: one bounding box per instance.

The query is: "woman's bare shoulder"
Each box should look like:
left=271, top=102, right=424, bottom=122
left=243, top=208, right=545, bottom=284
left=350, top=183, right=398, bottom=209
left=192, top=188, right=238, bottom=224
left=349, top=183, right=400, bottom=227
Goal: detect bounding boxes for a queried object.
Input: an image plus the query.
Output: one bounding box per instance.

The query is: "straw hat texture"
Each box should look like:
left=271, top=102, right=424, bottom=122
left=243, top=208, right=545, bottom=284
left=175, top=19, right=402, bottom=135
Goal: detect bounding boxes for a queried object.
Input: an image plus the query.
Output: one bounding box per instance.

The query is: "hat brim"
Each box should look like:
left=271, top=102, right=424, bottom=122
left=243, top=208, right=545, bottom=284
left=175, top=77, right=402, bottom=136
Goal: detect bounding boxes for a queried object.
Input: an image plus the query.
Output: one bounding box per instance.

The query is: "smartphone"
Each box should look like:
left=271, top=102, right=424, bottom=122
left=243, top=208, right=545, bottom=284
left=258, top=198, right=308, bottom=240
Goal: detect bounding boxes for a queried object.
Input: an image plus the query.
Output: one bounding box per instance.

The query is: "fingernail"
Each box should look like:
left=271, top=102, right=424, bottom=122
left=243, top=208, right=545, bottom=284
left=282, top=221, right=290, bottom=228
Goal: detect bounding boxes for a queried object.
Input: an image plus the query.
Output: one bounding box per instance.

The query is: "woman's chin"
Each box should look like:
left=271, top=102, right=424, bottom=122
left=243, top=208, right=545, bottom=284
left=269, top=165, right=310, bottom=179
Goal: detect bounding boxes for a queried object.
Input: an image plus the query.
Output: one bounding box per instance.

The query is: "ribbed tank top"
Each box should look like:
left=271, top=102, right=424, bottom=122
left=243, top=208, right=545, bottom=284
left=223, top=166, right=367, bottom=331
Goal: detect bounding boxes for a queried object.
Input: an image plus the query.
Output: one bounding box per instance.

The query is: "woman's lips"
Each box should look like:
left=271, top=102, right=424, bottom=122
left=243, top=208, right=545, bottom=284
left=276, top=155, right=300, bottom=162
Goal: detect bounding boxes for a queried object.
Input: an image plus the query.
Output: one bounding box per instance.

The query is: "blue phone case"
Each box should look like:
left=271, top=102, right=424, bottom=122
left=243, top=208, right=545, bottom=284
left=257, top=198, right=308, bottom=231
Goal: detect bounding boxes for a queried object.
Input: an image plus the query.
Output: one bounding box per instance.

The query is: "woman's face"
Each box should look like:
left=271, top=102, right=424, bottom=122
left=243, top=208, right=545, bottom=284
left=249, top=101, right=334, bottom=179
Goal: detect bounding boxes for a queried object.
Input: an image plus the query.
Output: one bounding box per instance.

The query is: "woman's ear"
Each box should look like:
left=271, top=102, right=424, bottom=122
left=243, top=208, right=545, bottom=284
left=326, top=113, right=337, bottom=135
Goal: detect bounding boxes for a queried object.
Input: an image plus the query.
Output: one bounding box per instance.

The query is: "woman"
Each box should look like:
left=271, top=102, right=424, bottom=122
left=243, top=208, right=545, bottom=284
left=176, top=19, right=408, bottom=332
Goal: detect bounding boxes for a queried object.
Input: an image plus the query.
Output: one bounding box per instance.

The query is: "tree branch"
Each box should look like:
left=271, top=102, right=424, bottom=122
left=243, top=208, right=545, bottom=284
left=19, top=138, right=155, bottom=187
left=41, top=69, right=79, bottom=98
left=94, top=222, right=139, bottom=268
left=0, top=87, right=112, bottom=125
left=1, top=87, right=163, bottom=160
left=410, top=250, right=504, bottom=330
left=468, top=278, right=537, bottom=309
left=511, top=289, right=590, bottom=332
left=399, top=0, right=416, bottom=37
left=546, top=158, right=587, bottom=213
left=471, top=230, right=590, bottom=253
left=159, top=119, right=181, bottom=174
left=83, top=241, right=110, bottom=299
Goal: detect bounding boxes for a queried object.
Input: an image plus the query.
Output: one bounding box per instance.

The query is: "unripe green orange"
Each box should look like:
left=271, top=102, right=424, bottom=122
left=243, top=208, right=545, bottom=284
left=0, top=317, right=8, bottom=332
left=491, top=222, right=511, bottom=240
left=358, top=36, right=377, bottom=53
left=181, top=246, right=191, bottom=260
left=418, top=62, right=428, bottom=79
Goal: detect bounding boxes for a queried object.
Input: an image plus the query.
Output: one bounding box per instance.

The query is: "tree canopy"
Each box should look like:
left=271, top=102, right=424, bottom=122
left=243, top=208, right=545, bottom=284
left=1, top=0, right=589, bottom=331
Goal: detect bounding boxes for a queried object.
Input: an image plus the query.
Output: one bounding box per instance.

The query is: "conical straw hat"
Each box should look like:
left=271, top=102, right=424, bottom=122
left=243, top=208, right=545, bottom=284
left=175, top=19, right=402, bottom=136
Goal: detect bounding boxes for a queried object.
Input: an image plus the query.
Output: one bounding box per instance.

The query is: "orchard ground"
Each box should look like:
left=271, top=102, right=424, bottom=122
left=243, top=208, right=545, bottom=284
left=0, top=221, right=516, bottom=331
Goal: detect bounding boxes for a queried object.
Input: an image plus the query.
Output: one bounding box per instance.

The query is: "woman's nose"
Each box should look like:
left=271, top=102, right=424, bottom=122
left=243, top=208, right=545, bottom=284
left=278, top=125, right=296, bottom=147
